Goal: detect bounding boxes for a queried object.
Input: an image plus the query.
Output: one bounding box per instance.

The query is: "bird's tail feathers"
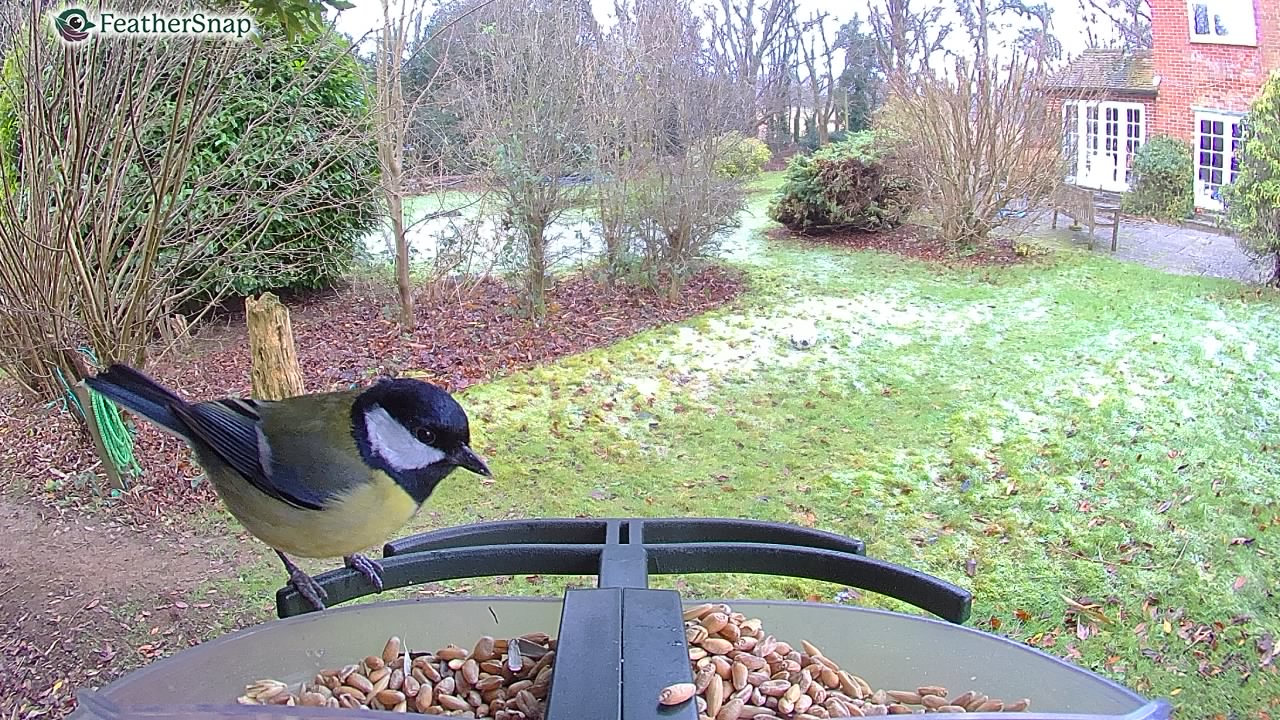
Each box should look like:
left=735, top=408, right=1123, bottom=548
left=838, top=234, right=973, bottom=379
left=84, top=364, right=189, bottom=437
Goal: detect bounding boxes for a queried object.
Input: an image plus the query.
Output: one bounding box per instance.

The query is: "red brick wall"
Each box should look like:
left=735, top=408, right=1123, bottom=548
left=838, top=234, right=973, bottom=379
left=1149, top=0, right=1279, bottom=142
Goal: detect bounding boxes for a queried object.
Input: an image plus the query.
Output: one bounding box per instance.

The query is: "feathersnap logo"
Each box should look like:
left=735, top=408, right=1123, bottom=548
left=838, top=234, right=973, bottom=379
left=50, top=6, right=256, bottom=44
left=54, top=8, right=95, bottom=42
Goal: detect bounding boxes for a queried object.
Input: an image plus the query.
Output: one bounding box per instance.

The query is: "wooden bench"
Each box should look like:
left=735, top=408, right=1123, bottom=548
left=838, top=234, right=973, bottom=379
left=1049, top=184, right=1121, bottom=252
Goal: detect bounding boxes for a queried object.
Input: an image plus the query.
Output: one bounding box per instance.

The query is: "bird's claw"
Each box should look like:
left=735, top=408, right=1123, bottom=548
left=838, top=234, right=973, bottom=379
left=345, top=553, right=385, bottom=592
left=288, top=567, right=329, bottom=611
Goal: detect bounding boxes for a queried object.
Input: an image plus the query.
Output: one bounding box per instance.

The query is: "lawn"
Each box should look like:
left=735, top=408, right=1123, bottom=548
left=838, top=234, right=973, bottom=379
left=25, top=172, right=1276, bottom=719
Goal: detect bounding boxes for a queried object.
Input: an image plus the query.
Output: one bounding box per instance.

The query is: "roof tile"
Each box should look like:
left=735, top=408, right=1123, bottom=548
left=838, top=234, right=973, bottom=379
left=1048, top=49, right=1156, bottom=94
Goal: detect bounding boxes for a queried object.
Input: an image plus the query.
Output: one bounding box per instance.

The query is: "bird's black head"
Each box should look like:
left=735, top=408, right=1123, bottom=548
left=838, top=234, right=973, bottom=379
left=351, top=377, right=491, bottom=504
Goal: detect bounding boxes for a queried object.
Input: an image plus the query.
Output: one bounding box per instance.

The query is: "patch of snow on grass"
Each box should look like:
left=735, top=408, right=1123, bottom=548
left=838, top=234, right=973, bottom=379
left=624, top=377, right=662, bottom=399
left=1199, top=334, right=1223, bottom=361
left=883, top=333, right=914, bottom=347
left=1019, top=298, right=1050, bottom=322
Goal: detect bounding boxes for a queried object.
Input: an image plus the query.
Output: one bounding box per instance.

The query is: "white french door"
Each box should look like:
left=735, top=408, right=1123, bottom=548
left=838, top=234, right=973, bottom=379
left=1193, top=111, right=1244, bottom=211
left=1062, top=101, right=1145, bottom=192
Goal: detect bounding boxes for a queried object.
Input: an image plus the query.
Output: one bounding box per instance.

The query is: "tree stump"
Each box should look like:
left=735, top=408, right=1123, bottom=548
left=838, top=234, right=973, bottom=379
left=246, top=292, right=306, bottom=401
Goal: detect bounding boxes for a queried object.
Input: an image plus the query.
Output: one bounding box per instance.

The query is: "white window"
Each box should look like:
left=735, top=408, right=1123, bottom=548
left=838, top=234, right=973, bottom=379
left=1062, top=102, right=1080, bottom=182
left=1123, top=106, right=1144, bottom=187
left=1186, top=0, right=1258, bottom=46
left=1060, top=100, right=1145, bottom=192
left=1194, top=110, right=1244, bottom=211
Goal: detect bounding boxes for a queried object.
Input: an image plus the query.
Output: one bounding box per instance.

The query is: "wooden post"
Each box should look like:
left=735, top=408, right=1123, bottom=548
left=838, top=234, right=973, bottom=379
left=63, top=349, right=126, bottom=490
left=71, top=381, right=127, bottom=491
left=245, top=292, right=306, bottom=401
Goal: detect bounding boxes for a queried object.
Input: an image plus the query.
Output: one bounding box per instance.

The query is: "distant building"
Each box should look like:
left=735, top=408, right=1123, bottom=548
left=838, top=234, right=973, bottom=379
left=1046, top=0, right=1278, bottom=211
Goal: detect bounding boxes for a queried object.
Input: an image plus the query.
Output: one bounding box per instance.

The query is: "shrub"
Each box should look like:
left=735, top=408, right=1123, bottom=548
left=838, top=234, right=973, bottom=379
left=1121, top=135, right=1195, bottom=221
left=628, top=165, right=744, bottom=299
left=1222, top=73, right=1280, bottom=283
left=173, top=24, right=380, bottom=297
left=767, top=130, right=915, bottom=233
left=0, top=18, right=381, bottom=300
left=708, top=132, right=772, bottom=179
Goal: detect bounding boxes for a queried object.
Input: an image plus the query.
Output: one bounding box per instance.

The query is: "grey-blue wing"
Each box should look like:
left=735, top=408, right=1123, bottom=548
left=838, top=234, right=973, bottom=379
left=172, top=398, right=329, bottom=511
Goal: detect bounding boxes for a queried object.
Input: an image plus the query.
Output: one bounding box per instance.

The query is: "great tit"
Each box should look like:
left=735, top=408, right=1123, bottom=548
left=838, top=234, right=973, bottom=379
left=84, top=364, right=492, bottom=610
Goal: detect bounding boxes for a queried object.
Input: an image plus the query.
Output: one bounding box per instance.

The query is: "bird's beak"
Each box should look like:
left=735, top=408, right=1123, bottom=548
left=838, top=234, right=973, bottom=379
left=451, top=444, right=492, bottom=477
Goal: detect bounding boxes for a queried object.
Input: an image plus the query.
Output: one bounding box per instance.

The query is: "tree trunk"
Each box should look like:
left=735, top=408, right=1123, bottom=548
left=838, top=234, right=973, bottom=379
left=391, top=188, right=415, bottom=330
left=666, top=273, right=683, bottom=302
left=525, top=223, right=549, bottom=318
left=245, top=292, right=306, bottom=401
left=377, top=0, right=414, bottom=331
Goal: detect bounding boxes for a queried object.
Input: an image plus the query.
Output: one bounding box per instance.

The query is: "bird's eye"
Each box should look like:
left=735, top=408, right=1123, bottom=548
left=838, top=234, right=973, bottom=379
left=414, top=427, right=436, bottom=445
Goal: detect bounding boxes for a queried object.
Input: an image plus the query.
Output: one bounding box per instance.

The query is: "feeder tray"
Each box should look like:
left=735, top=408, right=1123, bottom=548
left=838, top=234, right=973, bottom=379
left=69, top=517, right=1172, bottom=720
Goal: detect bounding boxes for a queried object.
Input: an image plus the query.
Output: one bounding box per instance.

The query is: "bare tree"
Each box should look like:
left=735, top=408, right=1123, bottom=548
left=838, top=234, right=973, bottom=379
left=581, top=3, right=638, bottom=285
left=367, top=0, right=511, bottom=327
left=796, top=12, right=839, bottom=146
left=596, top=0, right=747, bottom=299
left=0, top=2, right=379, bottom=398
left=1077, top=0, right=1151, bottom=49
left=375, top=0, right=415, bottom=329
left=451, top=0, right=597, bottom=317
left=874, top=0, right=1076, bottom=247
left=868, top=0, right=952, bottom=80
left=1003, top=1, right=1063, bottom=64
left=704, top=0, right=802, bottom=134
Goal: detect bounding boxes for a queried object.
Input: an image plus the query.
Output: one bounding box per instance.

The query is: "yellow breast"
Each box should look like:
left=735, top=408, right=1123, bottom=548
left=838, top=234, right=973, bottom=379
left=212, top=471, right=422, bottom=559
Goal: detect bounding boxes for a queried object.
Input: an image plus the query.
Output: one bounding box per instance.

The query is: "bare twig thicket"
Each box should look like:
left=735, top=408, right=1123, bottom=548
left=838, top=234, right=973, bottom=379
left=447, top=0, right=597, bottom=318
left=871, top=0, right=1091, bottom=247
left=589, top=0, right=747, bottom=299
left=704, top=0, right=802, bottom=136
left=0, top=1, right=377, bottom=399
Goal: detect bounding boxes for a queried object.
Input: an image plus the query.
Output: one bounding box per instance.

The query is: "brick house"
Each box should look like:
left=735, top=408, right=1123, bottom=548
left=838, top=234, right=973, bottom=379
left=1048, top=0, right=1279, bottom=211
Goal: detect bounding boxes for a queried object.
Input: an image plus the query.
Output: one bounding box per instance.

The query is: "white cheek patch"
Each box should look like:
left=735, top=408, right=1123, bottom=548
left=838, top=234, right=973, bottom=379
left=365, top=406, right=446, bottom=471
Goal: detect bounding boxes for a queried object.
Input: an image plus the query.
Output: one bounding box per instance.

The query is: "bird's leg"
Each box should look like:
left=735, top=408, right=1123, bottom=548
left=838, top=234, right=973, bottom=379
left=276, top=550, right=328, bottom=611
left=344, top=553, right=385, bottom=592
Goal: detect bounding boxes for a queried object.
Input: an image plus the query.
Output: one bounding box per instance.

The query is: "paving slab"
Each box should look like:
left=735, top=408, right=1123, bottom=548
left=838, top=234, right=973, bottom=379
left=1009, top=210, right=1276, bottom=284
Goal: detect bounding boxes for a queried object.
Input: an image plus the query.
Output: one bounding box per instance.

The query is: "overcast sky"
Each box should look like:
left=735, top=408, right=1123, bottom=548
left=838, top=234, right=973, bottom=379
left=330, top=0, right=1117, bottom=64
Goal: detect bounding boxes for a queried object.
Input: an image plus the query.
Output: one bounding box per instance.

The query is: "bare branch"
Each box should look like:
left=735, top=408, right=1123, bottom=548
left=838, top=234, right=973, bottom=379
left=0, top=0, right=381, bottom=397
left=1076, top=0, right=1151, bottom=49
left=872, top=0, right=1096, bottom=248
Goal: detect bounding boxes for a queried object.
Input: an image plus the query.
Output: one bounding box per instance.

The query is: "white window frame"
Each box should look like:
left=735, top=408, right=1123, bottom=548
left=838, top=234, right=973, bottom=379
left=1061, top=100, right=1146, bottom=193
left=1062, top=101, right=1080, bottom=183
left=1186, top=0, right=1258, bottom=47
left=1193, top=109, right=1245, bottom=212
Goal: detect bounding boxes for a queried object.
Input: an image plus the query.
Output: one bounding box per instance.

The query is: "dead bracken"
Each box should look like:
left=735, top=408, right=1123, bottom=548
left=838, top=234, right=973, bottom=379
left=238, top=603, right=1032, bottom=718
